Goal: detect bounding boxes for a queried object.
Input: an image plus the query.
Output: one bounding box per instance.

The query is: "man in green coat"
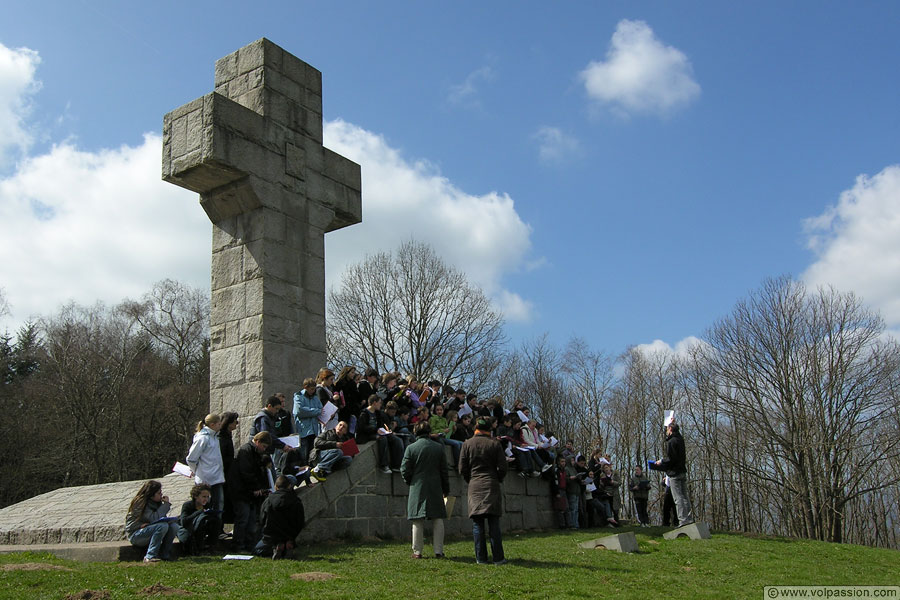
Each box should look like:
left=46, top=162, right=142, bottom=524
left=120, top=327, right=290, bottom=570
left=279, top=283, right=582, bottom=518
left=401, top=421, right=450, bottom=559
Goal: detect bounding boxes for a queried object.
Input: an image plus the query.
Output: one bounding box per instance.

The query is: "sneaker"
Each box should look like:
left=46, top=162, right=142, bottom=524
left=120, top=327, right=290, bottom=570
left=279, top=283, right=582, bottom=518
left=494, top=559, right=508, bottom=565
left=517, top=471, right=528, bottom=479
left=218, top=532, right=231, bottom=540
left=411, top=552, right=423, bottom=559
left=143, top=557, right=161, bottom=563
left=380, top=466, right=392, bottom=474
left=311, top=469, right=327, bottom=482
left=531, top=471, right=541, bottom=478
left=434, top=553, right=446, bottom=559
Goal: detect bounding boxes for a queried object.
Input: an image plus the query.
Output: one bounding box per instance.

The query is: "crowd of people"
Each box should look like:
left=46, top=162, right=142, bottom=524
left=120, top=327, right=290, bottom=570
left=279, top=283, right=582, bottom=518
left=124, top=366, right=691, bottom=562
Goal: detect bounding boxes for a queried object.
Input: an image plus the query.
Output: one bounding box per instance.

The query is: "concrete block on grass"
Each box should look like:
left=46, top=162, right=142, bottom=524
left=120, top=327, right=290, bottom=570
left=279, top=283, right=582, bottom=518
left=663, top=521, right=710, bottom=540
left=578, top=531, right=639, bottom=553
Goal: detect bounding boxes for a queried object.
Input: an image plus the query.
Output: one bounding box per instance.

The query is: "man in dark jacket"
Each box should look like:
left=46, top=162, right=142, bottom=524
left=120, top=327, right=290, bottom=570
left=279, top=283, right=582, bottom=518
left=629, top=465, right=652, bottom=526
left=227, top=432, right=272, bottom=552
left=651, top=422, right=694, bottom=526
left=358, top=396, right=404, bottom=473
left=309, top=421, right=353, bottom=481
left=459, top=416, right=508, bottom=565
left=254, top=475, right=305, bottom=559
left=401, top=421, right=449, bottom=559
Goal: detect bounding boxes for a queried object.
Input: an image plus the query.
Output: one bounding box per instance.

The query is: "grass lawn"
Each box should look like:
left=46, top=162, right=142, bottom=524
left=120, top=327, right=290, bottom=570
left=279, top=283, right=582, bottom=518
left=1, top=526, right=897, bottom=600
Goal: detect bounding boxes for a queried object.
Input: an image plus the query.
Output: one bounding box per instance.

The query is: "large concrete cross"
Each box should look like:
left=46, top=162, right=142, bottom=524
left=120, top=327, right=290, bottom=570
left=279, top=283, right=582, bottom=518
left=162, top=39, right=361, bottom=428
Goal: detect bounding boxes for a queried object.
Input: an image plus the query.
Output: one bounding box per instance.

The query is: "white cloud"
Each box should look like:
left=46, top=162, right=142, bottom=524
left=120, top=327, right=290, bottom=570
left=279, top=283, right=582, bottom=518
left=324, top=119, right=535, bottom=321
left=633, top=336, right=705, bottom=359
left=0, top=42, right=41, bottom=166
left=580, top=19, right=700, bottom=116
left=0, top=135, right=209, bottom=331
left=802, top=165, right=900, bottom=329
left=533, top=126, right=581, bottom=164
left=447, top=65, right=495, bottom=108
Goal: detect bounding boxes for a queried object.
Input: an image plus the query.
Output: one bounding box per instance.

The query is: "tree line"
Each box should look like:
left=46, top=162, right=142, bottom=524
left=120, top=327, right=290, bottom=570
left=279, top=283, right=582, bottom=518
left=3, top=241, right=898, bottom=550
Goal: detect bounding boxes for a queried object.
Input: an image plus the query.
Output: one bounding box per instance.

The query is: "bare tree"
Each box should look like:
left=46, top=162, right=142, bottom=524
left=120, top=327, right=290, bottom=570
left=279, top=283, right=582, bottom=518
left=701, top=276, right=900, bottom=543
left=327, top=240, right=505, bottom=387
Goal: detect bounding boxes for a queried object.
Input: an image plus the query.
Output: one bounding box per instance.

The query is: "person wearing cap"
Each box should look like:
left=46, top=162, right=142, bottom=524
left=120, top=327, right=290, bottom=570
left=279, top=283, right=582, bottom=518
left=459, top=416, right=508, bottom=565
left=401, top=421, right=450, bottom=559
left=651, top=422, right=694, bottom=526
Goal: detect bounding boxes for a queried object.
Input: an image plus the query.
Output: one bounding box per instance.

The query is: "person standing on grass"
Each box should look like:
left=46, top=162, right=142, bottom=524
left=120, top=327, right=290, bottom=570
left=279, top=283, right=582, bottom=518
left=186, top=413, right=225, bottom=534
left=629, top=465, right=652, bottom=526
left=401, top=421, right=450, bottom=559
left=651, top=422, right=694, bottom=526
left=459, top=416, right=508, bottom=565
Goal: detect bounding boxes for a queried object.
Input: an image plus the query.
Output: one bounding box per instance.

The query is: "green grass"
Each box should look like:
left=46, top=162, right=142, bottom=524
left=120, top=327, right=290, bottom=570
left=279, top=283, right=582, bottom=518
left=1, top=526, right=898, bottom=600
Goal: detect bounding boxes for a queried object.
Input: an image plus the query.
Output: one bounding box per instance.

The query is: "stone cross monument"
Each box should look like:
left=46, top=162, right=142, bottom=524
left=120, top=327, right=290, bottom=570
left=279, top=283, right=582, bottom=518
left=162, top=39, right=361, bottom=428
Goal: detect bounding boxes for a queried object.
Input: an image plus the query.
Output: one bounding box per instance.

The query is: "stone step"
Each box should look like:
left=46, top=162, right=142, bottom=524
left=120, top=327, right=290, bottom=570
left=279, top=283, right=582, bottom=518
left=578, top=531, right=639, bottom=553
left=663, top=521, right=711, bottom=540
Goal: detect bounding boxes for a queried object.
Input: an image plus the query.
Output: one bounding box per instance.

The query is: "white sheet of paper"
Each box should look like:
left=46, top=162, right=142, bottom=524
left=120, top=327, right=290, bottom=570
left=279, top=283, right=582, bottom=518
left=279, top=435, right=300, bottom=448
left=377, top=427, right=392, bottom=436
left=222, top=555, right=254, bottom=560
left=457, top=403, right=473, bottom=418
left=549, top=436, right=559, bottom=447
left=664, top=410, right=675, bottom=427
left=172, top=462, right=192, bottom=478
left=514, top=445, right=537, bottom=451
left=319, top=401, right=338, bottom=425
left=586, top=483, right=597, bottom=492
left=267, top=468, right=275, bottom=492
left=516, top=410, right=529, bottom=423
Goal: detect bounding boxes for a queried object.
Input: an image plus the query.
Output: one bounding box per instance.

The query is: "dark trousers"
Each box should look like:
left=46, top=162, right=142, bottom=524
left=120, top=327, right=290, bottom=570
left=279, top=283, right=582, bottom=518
left=662, top=487, right=679, bottom=526
left=376, top=434, right=404, bottom=469
left=634, top=497, right=650, bottom=525
left=472, top=514, right=504, bottom=564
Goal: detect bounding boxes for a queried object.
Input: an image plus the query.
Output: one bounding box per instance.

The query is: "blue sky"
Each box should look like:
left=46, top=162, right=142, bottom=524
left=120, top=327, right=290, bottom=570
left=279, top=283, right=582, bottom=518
left=1, top=2, right=898, bottom=356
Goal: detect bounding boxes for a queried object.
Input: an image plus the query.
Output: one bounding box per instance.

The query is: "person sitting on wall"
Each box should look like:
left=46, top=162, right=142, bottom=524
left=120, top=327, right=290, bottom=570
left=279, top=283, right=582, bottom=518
left=254, top=475, right=305, bottom=560
left=309, top=421, right=354, bottom=482
left=357, top=395, right=404, bottom=474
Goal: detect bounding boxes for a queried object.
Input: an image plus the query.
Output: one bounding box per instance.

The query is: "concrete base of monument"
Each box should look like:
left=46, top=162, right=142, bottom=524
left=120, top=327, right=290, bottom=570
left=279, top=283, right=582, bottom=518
left=578, top=531, right=639, bottom=553
left=663, top=521, right=711, bottom=540
left=0, top=441, right=557, bottom=561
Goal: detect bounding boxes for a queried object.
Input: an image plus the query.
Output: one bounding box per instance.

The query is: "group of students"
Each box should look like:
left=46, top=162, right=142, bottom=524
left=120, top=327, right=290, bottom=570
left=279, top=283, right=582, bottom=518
left=124, top=365, right=683, bottom=562
left=124, top=412, right=306, bottom=562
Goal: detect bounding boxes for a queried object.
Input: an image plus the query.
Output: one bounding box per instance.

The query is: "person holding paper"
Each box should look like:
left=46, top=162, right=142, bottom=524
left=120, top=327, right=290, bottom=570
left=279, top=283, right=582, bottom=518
left=249, top=396, right=294, bottom=455
left=186, top=413, right=225, bottom=533
left=651, top=422, right=694, bottom=526
left=292, top=378, right=323, bottom=466
left=228, top=432, right=273, bottom=552
left=459, top=416, right=508, bottom=565
left=125, top=480, right=176, bottom=562
left=357, top=395, right=403, bottom=474
left=401, top=421, right=450, bottom=559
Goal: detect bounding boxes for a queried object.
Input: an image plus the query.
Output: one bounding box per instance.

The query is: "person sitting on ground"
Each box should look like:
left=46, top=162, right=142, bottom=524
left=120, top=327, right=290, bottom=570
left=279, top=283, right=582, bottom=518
left=310, top=421, right=354, bottom=481
left=357, top=395, right=403, bottom=473
left=228, top=431, right=273, bottom=553
left=176, top=483, right=219, bottom=555
left=254, top=475, right=305, bottom=560
left=125, top=480, right=176, bottom=562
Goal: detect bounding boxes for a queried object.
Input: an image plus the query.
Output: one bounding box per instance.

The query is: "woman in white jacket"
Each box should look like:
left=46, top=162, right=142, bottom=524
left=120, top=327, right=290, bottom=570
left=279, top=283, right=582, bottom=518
left=186, top=414, right=225, bottom=530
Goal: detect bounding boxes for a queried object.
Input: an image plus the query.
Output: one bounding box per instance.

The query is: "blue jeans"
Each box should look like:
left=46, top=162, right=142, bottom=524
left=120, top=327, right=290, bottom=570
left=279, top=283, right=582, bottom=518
left=442, top=438, right=463, bottom=467
left=314, top=448, right=352, bottom=474
left=129, top=522, right=175, bottom=560
left=472, top=514, right=504, bottom=564
left=567, top=492, right=581, bottom=528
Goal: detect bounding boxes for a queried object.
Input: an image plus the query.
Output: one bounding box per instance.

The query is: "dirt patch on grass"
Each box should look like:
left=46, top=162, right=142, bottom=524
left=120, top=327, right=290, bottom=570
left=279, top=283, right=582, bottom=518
left=290, top=572, right=337, bottom=582
left=63, top=591, right=111, bottom=600
left=0, top=562, right=73, bottom=572
left=139, top=583, right=192, bottom=596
